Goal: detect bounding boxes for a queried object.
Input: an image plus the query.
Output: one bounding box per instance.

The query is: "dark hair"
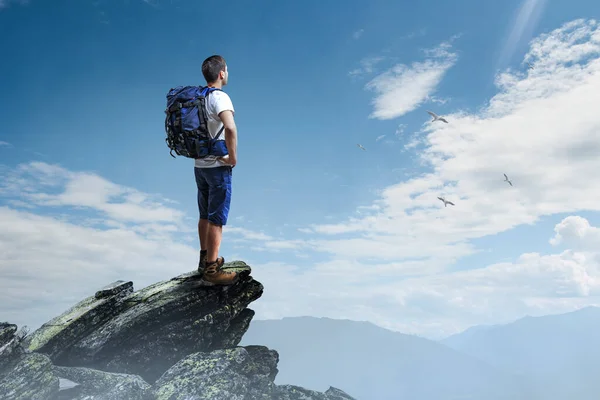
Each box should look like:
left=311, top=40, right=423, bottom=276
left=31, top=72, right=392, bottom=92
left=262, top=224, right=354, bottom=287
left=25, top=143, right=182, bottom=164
left=202, top=55, right=227, bottom=83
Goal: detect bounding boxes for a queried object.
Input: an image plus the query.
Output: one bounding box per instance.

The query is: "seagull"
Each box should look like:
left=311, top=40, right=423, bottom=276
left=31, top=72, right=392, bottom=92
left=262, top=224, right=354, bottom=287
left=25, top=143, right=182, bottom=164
left=503, top=173, right=513, bottom=186
left=437, top=196, right=455, bottom=207
left=526, top=62, right=534, bottom=70
left=427, top=110, right=448, bottom=123
left=357, top=143, right=366, bottom=151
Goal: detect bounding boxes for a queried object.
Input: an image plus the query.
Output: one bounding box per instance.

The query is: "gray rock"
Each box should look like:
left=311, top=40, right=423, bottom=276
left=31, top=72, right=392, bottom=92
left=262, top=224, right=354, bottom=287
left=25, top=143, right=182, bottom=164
left=274, top=384, right=357, bottom=400
left=24, top=280, right=135, bottom=362
left=324, top=386, right=358, bottom=400
left=1, top=323, right=59, bottom=400
left=0, top=352, right=59, bottom=400
left=274, top=385, right=330, bottom=400
left=152, top=346, right=278, bottom=400
left=0, top=323, right=18, bottom=349
left=94, top=280, right=133, bottom=300
left=2, top=262, right=357, bottom=399
left=0, top=323, right=24, bottom=374
left=53, top=365, right=151, bottom=400
left=27, top=262, right=259, bottom=383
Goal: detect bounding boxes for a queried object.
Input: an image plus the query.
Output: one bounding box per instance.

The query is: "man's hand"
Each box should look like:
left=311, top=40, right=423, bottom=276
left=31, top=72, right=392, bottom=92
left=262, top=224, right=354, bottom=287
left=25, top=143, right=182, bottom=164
left=218, top=155, right=236, bottom=168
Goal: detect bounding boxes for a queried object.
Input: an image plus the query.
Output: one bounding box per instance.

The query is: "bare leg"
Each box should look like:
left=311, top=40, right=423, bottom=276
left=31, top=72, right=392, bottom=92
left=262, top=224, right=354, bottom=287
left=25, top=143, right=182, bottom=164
left=206, top=222, right=223, bottom=262
left=198, top=218, right=209, bottom=251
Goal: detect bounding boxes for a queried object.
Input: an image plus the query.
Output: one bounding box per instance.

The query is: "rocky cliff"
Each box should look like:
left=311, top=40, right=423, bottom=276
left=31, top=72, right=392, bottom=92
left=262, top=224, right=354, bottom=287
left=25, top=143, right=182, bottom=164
left=0, top=261, right=357, bottom=400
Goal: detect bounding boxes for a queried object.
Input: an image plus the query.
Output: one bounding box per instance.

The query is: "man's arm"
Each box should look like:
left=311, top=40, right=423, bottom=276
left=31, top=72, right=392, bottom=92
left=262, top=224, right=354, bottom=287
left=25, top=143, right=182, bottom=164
left=219, top=110, right=237, bottom=166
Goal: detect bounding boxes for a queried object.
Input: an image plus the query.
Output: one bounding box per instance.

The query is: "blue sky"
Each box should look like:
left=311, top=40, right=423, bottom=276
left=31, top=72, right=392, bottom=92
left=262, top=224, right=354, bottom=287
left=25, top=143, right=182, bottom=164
left=2, top=0, right=600, bottom=339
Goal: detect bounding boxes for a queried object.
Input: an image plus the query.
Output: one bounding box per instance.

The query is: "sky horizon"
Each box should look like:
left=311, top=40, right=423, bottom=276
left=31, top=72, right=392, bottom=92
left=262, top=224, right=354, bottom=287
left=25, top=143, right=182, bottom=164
left=1, top=0, right=600, bottom=340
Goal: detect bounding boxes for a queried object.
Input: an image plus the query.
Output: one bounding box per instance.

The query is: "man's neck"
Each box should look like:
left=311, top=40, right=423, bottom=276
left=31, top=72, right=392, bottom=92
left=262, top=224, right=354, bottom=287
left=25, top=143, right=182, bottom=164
left=207, top=81, right=223, bottom=89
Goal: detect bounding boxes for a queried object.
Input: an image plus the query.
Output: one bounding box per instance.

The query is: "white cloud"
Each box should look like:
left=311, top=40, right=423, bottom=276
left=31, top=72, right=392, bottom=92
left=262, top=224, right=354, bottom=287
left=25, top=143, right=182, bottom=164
left=365, top=39, right=458, bottom=120
left=303, top=18, right=600, bottom=266
left=0, top=141, right=10, bottom=147
left=226, top=226, right=274, bottom=242
left=400, top=28, right=427, bottom=40
left=348, top=56, right=386, bottom=78
left=549, top=215, right=600, bottom=249
left=142, top=0, right=159, bottom=7
left=0, top=0, right=28, bottom=10
left=498, top=0, right=548, bottom=68
left=352, top=29, right=364, bottom=40
left=0, top=161, right=298, bottom=249
left=249, top=216, right=600, bottom=339
left=224, top=226, right=307, bottom=253
left=427, top=95, right=450, bottom=105
left=2, top=191, right=600, bottom=339
left=0, top=205, right=199, bottom=332
left=0, top=162, right=185, bottom=225
left=395, top=124, right=407, bottom=137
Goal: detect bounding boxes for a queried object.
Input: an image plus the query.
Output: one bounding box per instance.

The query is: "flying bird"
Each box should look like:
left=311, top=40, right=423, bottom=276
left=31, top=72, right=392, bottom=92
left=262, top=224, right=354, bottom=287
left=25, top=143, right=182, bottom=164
left=437, top=196, right=455, bottom=207
left=526, top=62, right=534, bottom=70
left=357, top=144, right=366, bottom=151
left=503, top=173, right=513, bottom=186
left=427, top=110, right=448, bottom=123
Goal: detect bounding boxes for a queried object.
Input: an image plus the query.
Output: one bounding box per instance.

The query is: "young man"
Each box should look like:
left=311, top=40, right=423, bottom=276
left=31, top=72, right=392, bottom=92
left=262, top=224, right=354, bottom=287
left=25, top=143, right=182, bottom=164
left=195, top=55, right=238, bottom=285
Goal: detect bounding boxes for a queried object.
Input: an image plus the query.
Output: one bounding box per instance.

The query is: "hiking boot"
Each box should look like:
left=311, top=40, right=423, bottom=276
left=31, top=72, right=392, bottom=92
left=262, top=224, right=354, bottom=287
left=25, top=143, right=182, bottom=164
left=203, top=257, right=238, bottom=285
left=198, top=250, right=207, bottom=273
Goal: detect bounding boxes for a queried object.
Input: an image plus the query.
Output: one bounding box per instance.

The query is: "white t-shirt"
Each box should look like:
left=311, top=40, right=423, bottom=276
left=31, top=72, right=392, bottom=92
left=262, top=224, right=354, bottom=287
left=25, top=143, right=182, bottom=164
left=194, top=89, right=235, bottom=168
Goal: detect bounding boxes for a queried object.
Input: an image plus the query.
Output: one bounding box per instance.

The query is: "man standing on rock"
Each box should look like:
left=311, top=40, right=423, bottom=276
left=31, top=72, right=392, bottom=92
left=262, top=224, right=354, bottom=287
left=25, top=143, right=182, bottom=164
left=195, top=55, right=238, bottom=285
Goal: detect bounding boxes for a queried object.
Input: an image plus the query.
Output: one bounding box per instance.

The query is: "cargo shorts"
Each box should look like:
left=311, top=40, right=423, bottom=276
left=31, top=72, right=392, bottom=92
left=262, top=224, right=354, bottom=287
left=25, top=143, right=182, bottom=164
left=194, top=166, right=232, bottom=226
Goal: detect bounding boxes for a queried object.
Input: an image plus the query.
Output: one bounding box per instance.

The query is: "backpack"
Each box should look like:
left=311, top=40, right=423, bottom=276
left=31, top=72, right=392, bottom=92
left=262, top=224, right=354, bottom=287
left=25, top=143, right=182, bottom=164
left=164, top=85, right=228, bottom=159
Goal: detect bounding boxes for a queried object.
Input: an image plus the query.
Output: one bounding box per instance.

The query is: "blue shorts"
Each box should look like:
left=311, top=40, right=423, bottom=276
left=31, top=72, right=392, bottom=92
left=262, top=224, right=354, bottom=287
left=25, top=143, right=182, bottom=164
left=194, top=166, right=232, bottom=226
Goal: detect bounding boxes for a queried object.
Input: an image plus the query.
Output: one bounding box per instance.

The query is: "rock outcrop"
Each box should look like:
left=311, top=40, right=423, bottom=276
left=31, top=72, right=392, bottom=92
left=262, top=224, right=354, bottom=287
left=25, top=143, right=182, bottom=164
left=0, top=261, right=357, bottom=400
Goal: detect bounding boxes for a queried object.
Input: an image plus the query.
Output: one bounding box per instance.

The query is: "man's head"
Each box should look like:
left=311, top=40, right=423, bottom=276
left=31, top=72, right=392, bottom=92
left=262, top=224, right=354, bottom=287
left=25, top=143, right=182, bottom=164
left=202, top=55, right=228, bottom=87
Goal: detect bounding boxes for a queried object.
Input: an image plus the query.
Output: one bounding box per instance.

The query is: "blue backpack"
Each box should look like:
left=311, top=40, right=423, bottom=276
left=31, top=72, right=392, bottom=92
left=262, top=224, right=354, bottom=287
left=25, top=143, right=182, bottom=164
left=164, top=85, right=228, bottom=159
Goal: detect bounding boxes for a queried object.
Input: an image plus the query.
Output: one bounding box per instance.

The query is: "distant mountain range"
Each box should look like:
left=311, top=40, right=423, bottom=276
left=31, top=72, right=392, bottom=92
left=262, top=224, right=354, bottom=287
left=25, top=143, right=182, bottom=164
left=441, top=306, right=600, bottom=400
left=240, top=317, right=528, bottom=400
left=240, top=307, right=600, bottom=400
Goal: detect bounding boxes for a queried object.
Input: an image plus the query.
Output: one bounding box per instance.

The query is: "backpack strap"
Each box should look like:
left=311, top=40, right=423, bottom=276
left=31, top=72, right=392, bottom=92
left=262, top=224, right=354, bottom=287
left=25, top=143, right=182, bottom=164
left=201, top=86, right=225, bottom=140
left=214, top=123, right=225, bottom=141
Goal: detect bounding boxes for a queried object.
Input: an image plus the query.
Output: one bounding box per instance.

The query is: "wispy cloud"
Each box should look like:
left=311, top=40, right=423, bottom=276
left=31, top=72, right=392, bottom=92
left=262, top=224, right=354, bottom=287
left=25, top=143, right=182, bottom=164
left=498, top=0, right=549, bottom=68
left=225, top=226, right=274, bottom=242
left=0, top=205, right=198, bottom=332
left=395, top=124, right=407, bottom=137
left=352, top=29, right=364, bottom=40
left=0, top=162, right=184, bottom=225
left=0, top=141, right=11, bottom=147
left=365, top=39, right=459, bottom=120
left=142, top=0, right=159, bottom=8
left=401, top=28, right=427, bottom=40
left=0, top=0, right=28, bottom=10
left=225, top=226, right=307, bottom=253
left=309, top=19, right=600, bottom=259
left=0, top=161, right=289, bottom=247
left=427, top=95, right=450, bottom=105
left=348, top=56, right=386, bottom=78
